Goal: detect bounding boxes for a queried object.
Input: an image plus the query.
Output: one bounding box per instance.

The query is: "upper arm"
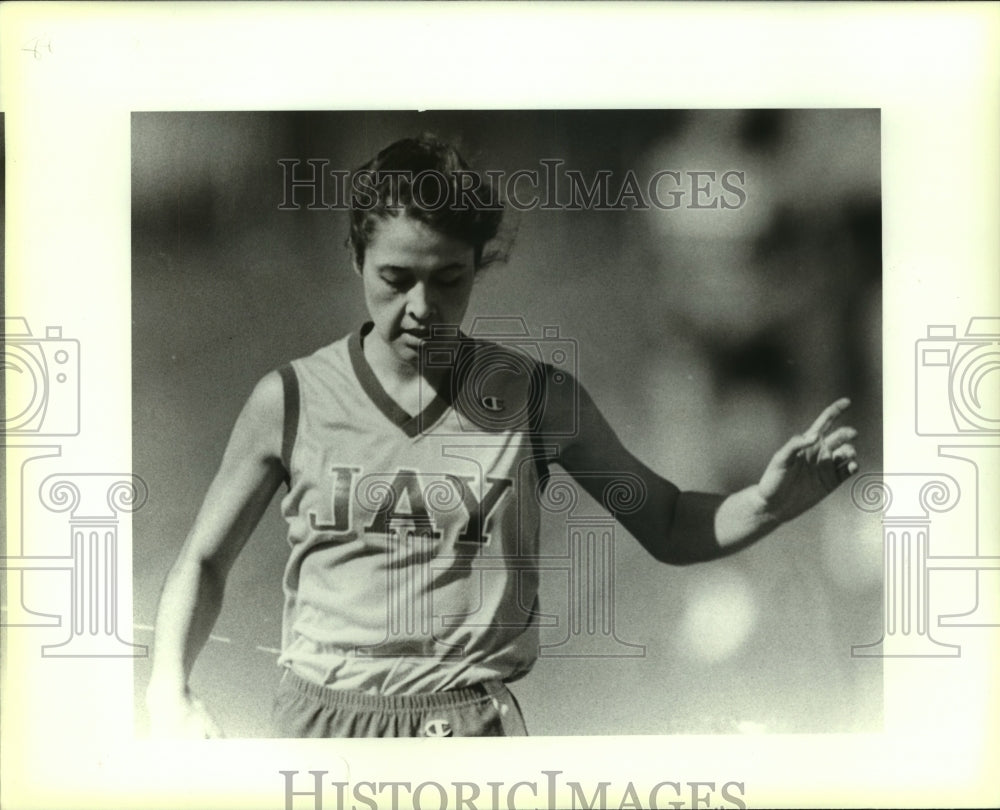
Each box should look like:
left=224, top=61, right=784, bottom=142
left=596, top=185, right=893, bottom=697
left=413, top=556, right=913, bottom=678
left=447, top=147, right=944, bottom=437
left=539, top=364, right=682, bottom=548
left=176, top=370, right=288, bottom=576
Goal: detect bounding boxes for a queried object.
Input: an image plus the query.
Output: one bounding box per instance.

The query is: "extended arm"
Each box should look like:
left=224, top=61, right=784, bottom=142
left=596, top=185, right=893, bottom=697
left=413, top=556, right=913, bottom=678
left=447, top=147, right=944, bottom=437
left=146, top=372, right=286, bottom=737
left=546, top=369, right=858, bottom=565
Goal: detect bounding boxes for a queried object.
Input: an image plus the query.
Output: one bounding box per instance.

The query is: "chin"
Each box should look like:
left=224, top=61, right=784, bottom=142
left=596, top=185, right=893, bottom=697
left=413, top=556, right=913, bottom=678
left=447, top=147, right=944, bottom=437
left=394, top=341, right=422, bottom=363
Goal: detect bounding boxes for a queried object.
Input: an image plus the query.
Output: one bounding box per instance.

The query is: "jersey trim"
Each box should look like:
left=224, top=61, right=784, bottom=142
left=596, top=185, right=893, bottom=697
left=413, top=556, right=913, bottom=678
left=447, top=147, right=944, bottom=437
left=278, top=363, right=300, bottom=485
left=348, top=322, right=455, bottom=438
left=528, top=360, right=552, bottom=489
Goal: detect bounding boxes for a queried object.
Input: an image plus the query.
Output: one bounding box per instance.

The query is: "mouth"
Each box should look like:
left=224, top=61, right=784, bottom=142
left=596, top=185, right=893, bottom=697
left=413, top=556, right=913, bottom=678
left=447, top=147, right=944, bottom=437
left=400, top=323, right=462, bottom=347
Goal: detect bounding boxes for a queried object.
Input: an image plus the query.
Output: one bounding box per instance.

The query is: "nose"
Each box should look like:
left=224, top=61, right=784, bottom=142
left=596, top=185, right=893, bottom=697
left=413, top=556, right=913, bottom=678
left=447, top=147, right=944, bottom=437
left=406, top=281, right=436, bottom=323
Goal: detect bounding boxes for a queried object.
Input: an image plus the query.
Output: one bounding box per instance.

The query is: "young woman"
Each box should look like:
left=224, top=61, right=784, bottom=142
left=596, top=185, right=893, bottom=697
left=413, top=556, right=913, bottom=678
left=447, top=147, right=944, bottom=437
left=146, top=135, right=859, bottom=738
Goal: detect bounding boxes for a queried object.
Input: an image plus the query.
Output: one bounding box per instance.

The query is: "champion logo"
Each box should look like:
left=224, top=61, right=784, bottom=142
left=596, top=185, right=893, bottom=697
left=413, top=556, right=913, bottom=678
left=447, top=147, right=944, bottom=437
left=480, top=396, right=504, bottom=412
left=422, top=718, right=453, bottom=737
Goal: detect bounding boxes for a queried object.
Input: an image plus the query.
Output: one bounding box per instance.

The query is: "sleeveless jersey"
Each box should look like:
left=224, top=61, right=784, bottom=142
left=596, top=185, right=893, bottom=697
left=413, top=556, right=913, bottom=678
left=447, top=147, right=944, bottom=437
left=276, top=323, right=551, bottom=694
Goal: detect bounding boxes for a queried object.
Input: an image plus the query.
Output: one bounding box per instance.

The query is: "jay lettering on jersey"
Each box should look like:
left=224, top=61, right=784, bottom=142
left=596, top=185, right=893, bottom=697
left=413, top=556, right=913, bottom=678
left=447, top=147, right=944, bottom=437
left=309, top=466, right=512, bottom=546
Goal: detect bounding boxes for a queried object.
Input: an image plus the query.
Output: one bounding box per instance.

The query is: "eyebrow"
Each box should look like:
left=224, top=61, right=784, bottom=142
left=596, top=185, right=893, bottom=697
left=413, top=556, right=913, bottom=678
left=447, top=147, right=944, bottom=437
left=377, top=263, right=467, bottom=275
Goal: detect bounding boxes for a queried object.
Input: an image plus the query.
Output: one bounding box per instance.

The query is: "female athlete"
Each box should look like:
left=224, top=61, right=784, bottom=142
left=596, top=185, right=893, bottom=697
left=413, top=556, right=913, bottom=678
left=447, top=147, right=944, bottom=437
left=146, top=135, right=859, bottom=738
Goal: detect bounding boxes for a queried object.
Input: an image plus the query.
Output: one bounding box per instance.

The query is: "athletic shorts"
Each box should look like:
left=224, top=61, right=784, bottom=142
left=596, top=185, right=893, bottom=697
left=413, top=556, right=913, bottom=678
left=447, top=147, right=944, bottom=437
left=271, top=669, right=529, bottom=738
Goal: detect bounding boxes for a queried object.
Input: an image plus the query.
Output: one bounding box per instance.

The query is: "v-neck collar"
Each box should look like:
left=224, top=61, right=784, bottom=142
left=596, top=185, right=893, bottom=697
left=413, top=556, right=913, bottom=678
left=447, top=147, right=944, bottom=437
left=348, top=323, right=456, bottom=438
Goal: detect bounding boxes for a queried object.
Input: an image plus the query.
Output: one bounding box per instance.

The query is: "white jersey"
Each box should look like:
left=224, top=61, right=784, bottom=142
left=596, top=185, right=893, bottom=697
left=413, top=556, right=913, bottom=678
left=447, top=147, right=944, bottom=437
left=276, top=323, right=550, bottom=694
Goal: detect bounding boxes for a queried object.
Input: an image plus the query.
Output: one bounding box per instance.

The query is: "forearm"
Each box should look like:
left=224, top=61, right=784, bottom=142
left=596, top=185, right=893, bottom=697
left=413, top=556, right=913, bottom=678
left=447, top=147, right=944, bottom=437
left=713, top=484, right=781, bottom=549
left=550, top=373, right=857, bottom=566
left=645, top=487, right=780, bottom=565
left=147, top=552, right=226, bottom=697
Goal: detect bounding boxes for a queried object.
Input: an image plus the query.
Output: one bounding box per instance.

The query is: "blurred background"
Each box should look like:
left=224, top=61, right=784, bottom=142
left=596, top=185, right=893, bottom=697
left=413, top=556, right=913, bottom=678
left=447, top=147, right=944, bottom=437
left=132, top=110, right=883, bottom=737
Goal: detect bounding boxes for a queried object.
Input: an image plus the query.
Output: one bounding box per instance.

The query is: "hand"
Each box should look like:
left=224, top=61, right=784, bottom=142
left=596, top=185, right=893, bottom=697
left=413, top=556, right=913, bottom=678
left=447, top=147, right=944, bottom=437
left=147, top=685, right=224, bottom=740
left=755, top=397, right=859, bottom=524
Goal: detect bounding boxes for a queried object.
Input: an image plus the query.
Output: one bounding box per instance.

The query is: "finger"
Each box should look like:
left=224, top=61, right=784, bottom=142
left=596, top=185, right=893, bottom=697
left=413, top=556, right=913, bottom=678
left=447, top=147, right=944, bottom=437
left=835, top=458, right=859, bottom=480
left=823, top=426, right=858, bottom=453
left=773, top=432, right=816, bottom=465
left=831, top=444, right=857, bottom=464
left=806, top=397, right=851, bottom=439
left=833, top=446, right=859, bottom=479
left=191, top=698, right=224, bottom=738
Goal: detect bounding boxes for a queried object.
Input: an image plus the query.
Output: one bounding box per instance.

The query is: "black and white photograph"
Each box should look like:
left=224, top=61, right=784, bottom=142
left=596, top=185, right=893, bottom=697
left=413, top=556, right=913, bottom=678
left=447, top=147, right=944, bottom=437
left=132, top=110, right=883, bottom=741
left=1, top=4, right=997, bottom=810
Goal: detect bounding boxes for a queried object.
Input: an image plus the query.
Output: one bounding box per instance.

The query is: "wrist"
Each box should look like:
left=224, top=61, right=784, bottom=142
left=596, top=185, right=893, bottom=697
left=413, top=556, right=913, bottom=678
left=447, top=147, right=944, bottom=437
left=714, top=486, right=782, bottom=550
left=747, top=484, right=782, bottom=527
left=146, top=670, right=189, bottom=702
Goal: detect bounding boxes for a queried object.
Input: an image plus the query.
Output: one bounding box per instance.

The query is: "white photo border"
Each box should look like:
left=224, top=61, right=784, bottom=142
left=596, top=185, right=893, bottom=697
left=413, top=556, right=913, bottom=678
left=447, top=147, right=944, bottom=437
left=2, top=3, right=998, bottom=809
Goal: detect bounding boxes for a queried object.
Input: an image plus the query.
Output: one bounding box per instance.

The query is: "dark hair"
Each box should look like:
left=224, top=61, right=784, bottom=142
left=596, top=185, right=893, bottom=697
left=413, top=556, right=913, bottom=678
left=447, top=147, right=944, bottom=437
left=348, top=135, right=505, bottom=271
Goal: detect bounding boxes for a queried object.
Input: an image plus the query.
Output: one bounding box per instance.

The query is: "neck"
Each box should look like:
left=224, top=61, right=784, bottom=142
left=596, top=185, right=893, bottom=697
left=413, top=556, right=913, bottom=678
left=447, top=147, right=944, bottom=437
left=362, top=330, right=450, bottom=394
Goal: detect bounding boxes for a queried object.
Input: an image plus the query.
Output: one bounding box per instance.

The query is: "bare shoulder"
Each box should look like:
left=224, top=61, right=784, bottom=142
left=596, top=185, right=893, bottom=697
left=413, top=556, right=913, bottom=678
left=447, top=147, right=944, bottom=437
left=226, top=370, right=286, bottom=463
left=246, top=369, right=285, bottom=417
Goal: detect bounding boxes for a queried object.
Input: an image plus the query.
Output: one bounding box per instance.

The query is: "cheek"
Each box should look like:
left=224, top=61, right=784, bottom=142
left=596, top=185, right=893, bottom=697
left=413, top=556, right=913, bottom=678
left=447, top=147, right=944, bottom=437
left=361, top=284, right=404, bottom=331
left=369, top=295, right=405, bottom=328
left=444, top=277, right=474, bottom=305
left=362, top=275, right=399, bottom=308
left=444, top=278, right=476, bottom=309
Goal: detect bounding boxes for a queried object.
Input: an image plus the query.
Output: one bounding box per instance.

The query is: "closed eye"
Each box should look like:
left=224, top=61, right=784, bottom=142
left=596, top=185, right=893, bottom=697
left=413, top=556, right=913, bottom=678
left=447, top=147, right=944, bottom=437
left=379, top=269, right=414, bottom=291
left=432, top=265, right=469, bottom=286
left=376, top=264, right=468, bottom=290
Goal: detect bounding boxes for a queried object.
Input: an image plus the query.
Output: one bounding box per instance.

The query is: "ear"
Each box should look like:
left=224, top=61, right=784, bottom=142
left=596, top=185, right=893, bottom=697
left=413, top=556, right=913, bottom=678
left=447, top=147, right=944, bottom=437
left=352, top=254, right=363, bottom=276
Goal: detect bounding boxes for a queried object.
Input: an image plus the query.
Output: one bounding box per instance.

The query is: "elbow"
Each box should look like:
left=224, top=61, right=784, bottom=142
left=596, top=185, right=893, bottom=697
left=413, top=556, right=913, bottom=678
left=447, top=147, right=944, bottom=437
left=650, top=491, right=727, bottom=565
left=646, top=544, right=715, bottom=567
left=620, top=490, right=726, bottom=566
left=167, top=546, right=228, bottom=597
left=631, top=525, right=714, bottom=566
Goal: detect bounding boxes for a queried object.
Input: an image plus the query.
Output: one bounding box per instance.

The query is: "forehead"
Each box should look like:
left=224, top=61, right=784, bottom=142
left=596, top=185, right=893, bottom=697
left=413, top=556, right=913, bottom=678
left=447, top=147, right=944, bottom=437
left=365, top=214, right=473, bottom=268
